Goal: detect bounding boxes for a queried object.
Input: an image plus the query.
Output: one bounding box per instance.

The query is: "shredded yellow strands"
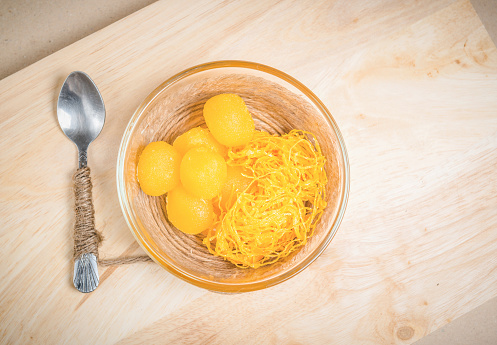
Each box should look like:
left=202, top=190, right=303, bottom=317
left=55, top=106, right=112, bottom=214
left=202, top=129, right=328, bottom=268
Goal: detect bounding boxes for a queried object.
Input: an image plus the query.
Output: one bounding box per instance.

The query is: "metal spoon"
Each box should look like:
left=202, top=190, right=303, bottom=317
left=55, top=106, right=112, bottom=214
left=57, top=71, right=105, bottom=293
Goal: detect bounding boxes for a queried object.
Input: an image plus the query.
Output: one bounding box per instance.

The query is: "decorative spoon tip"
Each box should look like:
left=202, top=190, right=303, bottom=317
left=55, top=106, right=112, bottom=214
left=73, top=253, right=99, bottom=293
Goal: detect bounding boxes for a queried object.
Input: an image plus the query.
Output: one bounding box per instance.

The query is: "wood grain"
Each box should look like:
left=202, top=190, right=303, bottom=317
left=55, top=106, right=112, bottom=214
left=0, top=0, right=496, bottom=344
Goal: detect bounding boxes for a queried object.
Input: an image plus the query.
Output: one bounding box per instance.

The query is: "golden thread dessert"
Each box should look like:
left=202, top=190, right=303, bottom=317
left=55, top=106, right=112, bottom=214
left=136, top=93, right=327, bottom=268
left=204, top=130, right=327, bottom=268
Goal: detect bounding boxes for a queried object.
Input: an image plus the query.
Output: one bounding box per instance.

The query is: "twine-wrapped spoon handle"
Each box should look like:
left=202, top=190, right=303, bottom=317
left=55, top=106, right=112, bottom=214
left=73, top=166, right=100, bottom=293
left=72, top=166, right=153, bottom=292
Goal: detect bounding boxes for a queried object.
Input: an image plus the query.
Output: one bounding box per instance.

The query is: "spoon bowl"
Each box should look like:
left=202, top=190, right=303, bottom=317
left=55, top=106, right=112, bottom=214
left=58, top=71, right=105, bottom=167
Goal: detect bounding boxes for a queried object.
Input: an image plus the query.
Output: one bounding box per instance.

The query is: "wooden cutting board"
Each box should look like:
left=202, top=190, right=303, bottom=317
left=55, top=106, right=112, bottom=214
left=1, top=0, right=496, bottom=344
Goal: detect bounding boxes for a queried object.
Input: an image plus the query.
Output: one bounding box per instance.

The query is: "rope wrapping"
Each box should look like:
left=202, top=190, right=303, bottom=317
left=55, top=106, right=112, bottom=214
left=73, top=167, right=152, bottom=266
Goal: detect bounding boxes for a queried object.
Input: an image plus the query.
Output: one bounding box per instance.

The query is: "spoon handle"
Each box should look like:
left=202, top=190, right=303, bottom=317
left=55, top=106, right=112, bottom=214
left=79, top=148, right=88, bottom=169
left=73, top=166, right=99, bottom=293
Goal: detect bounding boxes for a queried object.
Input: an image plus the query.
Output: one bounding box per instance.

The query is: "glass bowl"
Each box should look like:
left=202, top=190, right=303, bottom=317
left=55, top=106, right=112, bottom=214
left=117, top=61, right=349, bottom=292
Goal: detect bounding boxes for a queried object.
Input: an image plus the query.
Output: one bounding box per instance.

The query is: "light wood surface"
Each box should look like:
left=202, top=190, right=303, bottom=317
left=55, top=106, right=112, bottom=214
left=1, top=0, right=496, bottom=344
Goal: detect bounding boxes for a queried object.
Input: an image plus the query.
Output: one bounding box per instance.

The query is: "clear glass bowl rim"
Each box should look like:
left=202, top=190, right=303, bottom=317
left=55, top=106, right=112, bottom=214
left=116, top=60, right=350, bottom=292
